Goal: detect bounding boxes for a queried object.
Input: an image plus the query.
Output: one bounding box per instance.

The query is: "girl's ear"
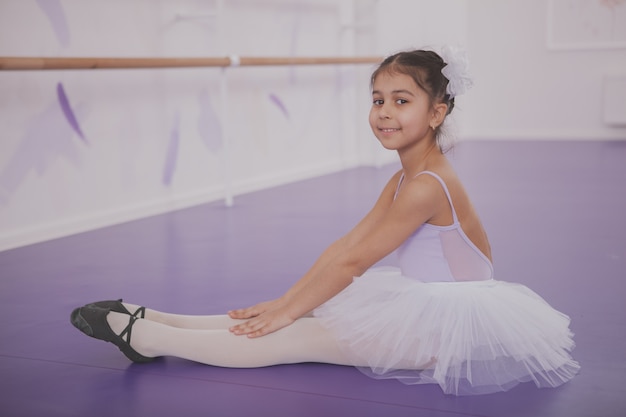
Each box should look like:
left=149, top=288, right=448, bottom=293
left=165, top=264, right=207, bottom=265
left=430, top=102, right=449, bottom=129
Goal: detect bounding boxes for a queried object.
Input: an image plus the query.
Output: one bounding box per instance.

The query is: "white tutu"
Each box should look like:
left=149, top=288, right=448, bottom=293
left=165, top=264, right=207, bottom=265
left=313, top=266, right=580, bottom=395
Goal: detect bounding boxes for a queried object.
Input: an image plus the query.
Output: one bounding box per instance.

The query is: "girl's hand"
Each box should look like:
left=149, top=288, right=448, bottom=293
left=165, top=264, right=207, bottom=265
left=228, top=298, right=285, bottom=320
left=229, top=307, right=295, bottom=338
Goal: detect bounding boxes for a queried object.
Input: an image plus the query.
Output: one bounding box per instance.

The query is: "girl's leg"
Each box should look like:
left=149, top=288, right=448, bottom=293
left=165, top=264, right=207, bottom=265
left=121, top=302, right=242, bottom=329
left=106, top=311, right=352, bottom=368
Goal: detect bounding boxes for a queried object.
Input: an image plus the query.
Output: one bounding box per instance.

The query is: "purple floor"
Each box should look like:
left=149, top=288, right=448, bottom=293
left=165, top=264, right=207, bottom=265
left=1, top=140, right=625, bottom=417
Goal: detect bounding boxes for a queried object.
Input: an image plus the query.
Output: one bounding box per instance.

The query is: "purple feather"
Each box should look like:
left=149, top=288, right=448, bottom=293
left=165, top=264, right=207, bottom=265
left=197, top=91, right=223, bottom=152
left=162, top=112, right=180, bottom=186
left=269, top=93, right=290, bottom=120
left=35, top=0, right=70, bottom=47
left=57, top=83, right=87, bottom=143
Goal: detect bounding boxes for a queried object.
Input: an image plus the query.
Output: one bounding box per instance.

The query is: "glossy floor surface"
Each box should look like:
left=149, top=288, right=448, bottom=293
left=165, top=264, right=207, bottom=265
left=1, top=141, right=625, bottom=416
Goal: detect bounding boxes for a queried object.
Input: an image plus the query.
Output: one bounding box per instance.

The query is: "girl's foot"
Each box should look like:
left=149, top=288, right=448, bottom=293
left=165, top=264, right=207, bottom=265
left=70, top=306, right=154, bottom=363
left=85, top=299, right=146, bottom=318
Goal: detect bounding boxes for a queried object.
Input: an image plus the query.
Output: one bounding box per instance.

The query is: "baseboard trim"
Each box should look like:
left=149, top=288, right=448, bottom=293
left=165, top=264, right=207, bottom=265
left=460, top=133, right=626, bottom=141
left=0, top=157, right=361, bottom=252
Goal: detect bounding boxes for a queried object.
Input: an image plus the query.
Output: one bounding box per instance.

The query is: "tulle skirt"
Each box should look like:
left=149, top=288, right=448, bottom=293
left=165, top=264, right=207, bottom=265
left=313, top=266, right=580, bottom=395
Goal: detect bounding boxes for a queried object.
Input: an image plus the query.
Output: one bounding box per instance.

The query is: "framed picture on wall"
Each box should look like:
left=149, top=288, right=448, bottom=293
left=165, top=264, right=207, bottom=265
left=547, top=0, right=626, bottom=50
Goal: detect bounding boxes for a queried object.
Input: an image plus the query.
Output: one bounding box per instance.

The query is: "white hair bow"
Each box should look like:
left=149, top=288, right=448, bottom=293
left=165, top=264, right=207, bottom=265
left=440, top=45, right=473, bottom=98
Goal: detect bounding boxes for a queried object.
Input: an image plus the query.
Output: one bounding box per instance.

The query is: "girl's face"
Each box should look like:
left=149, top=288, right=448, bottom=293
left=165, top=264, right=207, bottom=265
left=369, top=71, right=438, bottom=152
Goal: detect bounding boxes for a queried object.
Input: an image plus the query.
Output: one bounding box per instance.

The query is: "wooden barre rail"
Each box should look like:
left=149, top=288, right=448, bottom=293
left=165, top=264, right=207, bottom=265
left=0, top=56, right=383, bottom=70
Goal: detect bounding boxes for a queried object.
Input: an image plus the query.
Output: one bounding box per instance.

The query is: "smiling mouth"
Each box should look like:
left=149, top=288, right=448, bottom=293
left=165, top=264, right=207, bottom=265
left=379, top=128, right=400, bottom=133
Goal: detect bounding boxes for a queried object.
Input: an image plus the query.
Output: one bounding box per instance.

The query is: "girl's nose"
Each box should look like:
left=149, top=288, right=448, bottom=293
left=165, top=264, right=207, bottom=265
left=378, top=105, right=391, bottom=119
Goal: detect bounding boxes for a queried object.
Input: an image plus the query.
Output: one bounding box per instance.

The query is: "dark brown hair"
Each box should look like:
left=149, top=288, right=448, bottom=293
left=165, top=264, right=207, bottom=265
left=371, top=50, right=454, bottom=115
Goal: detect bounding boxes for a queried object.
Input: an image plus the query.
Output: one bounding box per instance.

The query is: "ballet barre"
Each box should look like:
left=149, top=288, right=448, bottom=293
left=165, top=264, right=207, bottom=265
left=0, top=56, right=382, bottom=70
left=0, top=54, right=382, bottom=207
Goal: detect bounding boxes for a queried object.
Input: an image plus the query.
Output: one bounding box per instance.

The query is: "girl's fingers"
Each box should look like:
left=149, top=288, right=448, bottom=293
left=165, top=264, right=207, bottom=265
left=228, top=309, right=246, bottom=319
left=229, top=318, right=264, bottom=335
left=228, top=306, right=258, bottom=319
left=229, top=309, right=294, bottom=338
left=228, top=299, right=287, bottom=321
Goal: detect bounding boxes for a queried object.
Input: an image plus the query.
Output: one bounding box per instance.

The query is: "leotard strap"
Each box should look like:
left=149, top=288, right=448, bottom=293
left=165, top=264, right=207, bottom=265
left=413, top=171, right=459, bottom=224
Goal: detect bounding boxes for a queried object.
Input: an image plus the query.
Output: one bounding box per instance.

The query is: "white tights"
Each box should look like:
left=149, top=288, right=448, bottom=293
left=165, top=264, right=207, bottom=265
left=106, top=303, right=352, bottom=368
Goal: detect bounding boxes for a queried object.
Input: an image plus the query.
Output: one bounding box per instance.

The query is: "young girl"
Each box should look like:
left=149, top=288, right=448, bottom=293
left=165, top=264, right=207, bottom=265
left=71, top=47, right=579, bottom=395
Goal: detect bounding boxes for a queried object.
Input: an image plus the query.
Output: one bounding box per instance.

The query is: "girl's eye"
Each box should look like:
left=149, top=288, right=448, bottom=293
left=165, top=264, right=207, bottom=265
left=396, top=99, right=408, bottom=104
left=373, top=99, right=383, bottom=106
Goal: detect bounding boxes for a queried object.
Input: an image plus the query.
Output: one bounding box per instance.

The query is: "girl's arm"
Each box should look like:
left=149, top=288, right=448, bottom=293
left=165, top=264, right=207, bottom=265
left=228, top=170, right=402, bottom=320
left=230, top=174, right=446, bottom=338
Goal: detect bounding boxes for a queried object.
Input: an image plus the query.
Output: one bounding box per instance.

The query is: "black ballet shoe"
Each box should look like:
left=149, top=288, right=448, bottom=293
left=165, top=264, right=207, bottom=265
left=70, top=306, right=154, bottom=363
left=85, top=299, right=146, bottom=319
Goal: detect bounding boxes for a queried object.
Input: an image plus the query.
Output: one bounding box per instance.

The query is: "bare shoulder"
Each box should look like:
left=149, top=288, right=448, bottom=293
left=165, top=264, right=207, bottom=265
left=397, top=162, right=469, bottom=225
left=389, top=169, right=404, bottom=186
left=392, top=173, right=446, bottom=224
left=402, top=172, right=447, bottom=200
left=416, top=161, right=467, bottom=202
left=378, top=169, right=405, bottom=199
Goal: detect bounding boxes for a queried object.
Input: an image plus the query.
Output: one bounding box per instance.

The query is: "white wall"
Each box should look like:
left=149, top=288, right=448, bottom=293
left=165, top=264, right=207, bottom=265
left=362, top=0, right=626, bottom=141
left=463, top=0, right=626, bottom=140
left=1, top=0, right=623, bottom=252
left=0, top=0, right=381, bottom=251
